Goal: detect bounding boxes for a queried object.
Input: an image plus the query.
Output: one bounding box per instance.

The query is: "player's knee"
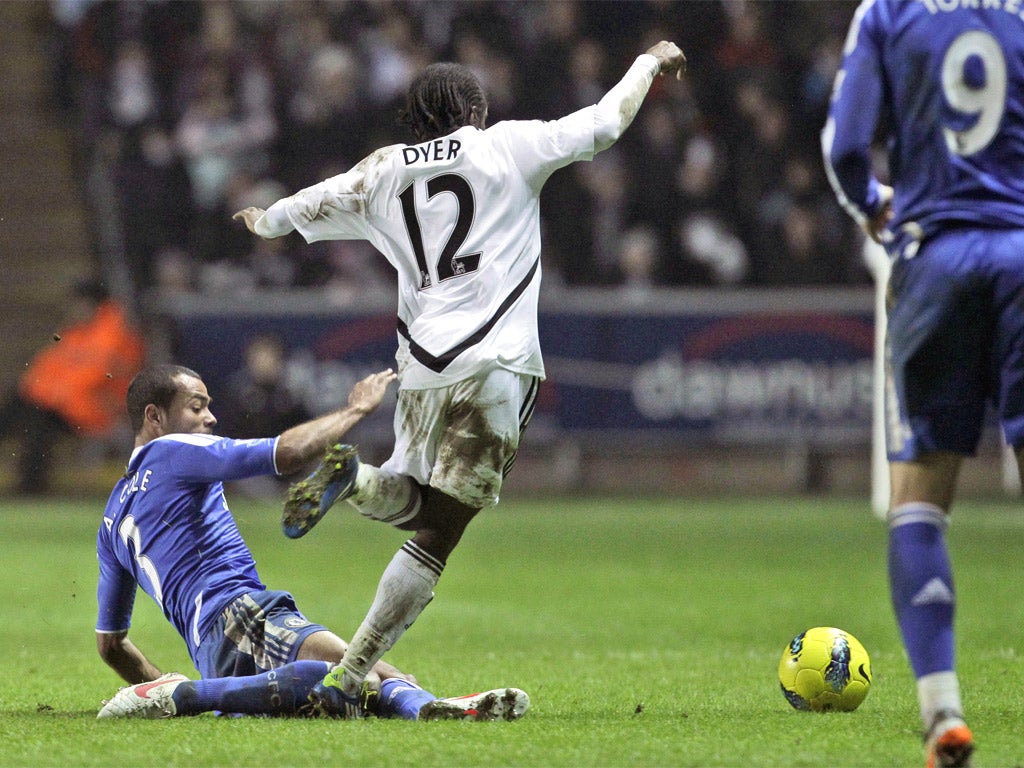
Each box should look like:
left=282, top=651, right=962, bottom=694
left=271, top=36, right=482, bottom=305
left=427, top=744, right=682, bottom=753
left=426, top=488, right=479, bottom=525
left=399, top=487, right=477, bottom=529
left=405, top=490, right=480, bottom=559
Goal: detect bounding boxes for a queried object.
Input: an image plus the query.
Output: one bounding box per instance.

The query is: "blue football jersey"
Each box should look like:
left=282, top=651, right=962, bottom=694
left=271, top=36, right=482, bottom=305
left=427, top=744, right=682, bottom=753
left=96, top=433, right=279, bottom=661
left=824, top=0, right=1024, bottom=237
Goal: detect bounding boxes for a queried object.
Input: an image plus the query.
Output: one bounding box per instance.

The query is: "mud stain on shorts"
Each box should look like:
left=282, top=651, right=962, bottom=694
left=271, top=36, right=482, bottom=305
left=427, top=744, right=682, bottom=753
left=436, top=397, right=513, bottom=506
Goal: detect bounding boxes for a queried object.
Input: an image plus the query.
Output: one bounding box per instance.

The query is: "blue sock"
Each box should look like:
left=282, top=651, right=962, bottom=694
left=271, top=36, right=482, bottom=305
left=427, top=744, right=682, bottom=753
left=378, top=678, right=437, bottom=720
left=172, top=660, right=331, bottom=716
left=888, top=503, right=956, bottom=678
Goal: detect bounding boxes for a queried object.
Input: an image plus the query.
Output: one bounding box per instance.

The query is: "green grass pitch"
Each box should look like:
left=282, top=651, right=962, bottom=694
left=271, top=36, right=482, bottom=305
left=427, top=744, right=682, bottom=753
left=0, top=494, right=1021, bottom=767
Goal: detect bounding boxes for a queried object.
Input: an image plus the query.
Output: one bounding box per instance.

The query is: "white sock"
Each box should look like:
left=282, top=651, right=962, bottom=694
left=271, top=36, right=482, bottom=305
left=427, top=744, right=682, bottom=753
left=337, top=541, right=443, bottom=695
left=917, top=670, right=964, bottom=729
left=349, top=465, right=421, bottom=526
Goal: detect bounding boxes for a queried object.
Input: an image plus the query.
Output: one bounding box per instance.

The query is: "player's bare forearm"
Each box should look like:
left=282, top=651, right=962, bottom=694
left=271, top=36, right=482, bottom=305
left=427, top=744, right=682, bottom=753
left=276, top=408, right=368, bottom=474
left=97, top=632, right=163, bottom=684
left=275, top=370, right=397, bottom=474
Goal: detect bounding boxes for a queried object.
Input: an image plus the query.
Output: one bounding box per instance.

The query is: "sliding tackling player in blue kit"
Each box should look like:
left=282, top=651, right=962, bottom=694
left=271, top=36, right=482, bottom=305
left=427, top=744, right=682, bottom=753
left=95, top=364, right=528, bottom=721
left=824, top=2, right=1024, bottom=766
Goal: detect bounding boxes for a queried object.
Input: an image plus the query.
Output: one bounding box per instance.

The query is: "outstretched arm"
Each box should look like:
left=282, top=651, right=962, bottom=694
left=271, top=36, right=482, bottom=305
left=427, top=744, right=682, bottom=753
left=97, top=631, right=163, bottom=685
left=234, top=153, right=377, bottom=242
left=274, top=369, right=397, bottom=475
left=593, top=40, right=686, bottom=153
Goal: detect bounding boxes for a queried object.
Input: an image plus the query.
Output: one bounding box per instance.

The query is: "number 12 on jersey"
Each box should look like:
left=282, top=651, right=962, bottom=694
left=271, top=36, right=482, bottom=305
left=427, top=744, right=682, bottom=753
left=399, top=173, right=482, bottom=289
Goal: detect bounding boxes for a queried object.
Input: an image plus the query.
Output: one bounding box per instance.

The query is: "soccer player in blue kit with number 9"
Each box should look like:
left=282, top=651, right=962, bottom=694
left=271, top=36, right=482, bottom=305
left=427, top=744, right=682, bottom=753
left=824, top=1, right=1024, bottom=766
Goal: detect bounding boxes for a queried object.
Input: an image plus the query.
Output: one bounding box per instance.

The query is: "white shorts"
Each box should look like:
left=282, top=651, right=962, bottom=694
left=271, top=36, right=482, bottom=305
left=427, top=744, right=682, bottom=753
left=381, top=367, right=540, bottom=509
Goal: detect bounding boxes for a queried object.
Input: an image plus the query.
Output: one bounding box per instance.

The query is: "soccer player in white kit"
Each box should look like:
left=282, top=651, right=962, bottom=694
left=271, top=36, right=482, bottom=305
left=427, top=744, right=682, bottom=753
left=234, top=39, right=687, bottom=714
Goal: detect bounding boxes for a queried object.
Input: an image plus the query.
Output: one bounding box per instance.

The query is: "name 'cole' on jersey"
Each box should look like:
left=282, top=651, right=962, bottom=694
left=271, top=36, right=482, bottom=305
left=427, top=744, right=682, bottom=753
left=823, top=0, right=1024, bottom=238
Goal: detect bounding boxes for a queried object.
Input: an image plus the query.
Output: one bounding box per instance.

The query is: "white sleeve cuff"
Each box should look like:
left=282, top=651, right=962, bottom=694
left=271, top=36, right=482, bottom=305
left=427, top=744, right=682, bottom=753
left=270, top=436, right=282, bottom=475
left=253, top=202, right=295, bottom=238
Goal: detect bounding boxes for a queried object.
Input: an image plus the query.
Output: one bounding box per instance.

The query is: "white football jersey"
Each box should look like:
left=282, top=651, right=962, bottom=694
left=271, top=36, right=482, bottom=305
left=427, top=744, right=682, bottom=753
left=277, top=112, right=599, bottom=388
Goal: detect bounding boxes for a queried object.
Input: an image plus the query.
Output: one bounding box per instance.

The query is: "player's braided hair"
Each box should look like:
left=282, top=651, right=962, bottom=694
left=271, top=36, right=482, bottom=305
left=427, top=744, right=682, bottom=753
left=126, top=364, right=202, bottom=433
left=400, top=62, right=488, bottom=142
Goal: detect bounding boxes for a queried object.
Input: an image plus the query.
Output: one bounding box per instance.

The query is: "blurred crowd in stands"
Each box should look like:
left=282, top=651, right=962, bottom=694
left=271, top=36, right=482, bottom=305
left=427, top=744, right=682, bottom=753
left=48, top=0, right=867, bottom=297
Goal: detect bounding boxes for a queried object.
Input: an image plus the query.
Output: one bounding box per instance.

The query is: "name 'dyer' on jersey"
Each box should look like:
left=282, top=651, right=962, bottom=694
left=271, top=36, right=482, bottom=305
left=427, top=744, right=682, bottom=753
left=401, top=138, right=463, bottom=165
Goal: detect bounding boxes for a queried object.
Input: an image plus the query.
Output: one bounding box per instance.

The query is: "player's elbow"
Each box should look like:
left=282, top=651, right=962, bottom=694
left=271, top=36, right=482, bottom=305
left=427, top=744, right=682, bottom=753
left=825, top=138, right=873, bottom=198
left=589, top=98, right=630, bottom=154
left=273, top=440, right=307, bottom=476
left=829, top=146, right=865, bottom=176
left=96, top=631, right=128, bottom=664
left=593, top=127, right=620, bottom=154
left=593, top=109, right=626, bottom=153
left=822, top=119, right=865, bottom=177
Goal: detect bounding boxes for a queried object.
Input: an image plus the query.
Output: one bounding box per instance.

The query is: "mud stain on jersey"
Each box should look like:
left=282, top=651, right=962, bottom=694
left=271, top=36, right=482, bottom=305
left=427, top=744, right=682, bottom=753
left=358, top=146, right=395, bottom=180
left=619, top=89, right=644, bottom=130
left=351, top=145, right=398, bottom=194
left=294, top=186, right=325, bottom=223
left=320, top=192, right=366, bottom=217
left=295, top=146, right=396, bottom=223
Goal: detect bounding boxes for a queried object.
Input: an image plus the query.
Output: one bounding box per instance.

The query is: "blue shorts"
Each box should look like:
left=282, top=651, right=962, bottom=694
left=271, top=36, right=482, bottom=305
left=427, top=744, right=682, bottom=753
left=193, top=590, right=329, bottom=679
left=885, top=226, right=1024, bottom=460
